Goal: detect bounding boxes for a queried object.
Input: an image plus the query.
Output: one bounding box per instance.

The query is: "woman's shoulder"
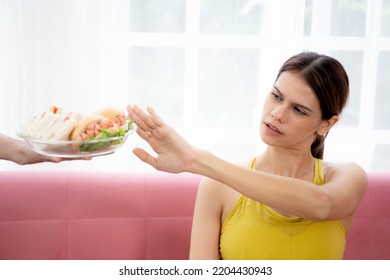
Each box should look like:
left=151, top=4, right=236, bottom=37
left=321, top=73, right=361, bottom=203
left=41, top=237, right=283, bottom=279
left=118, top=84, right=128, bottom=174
left=322, top=160, right=367, bottom=184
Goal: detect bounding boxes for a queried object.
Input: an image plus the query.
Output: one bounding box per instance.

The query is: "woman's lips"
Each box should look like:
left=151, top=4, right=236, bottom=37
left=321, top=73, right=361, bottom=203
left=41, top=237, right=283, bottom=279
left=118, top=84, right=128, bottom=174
left=264, top=122, right=283, bottom=135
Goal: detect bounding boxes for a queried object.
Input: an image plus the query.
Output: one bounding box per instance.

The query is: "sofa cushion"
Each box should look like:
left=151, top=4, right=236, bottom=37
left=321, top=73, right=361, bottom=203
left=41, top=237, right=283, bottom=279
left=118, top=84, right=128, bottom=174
left=344, top=172, right=390, bottom=259
left=1, top=170, right=389, bottom=260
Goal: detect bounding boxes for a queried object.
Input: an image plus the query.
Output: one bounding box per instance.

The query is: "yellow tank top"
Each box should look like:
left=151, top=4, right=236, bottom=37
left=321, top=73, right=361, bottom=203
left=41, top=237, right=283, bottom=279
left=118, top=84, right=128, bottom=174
left=219, top=158, right=346, bottom=260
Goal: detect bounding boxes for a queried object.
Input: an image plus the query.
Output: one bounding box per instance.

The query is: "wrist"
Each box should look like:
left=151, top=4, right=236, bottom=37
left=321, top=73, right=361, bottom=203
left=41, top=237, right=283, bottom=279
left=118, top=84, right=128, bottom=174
left=186, top=148, right=214, bottom=176
left=0, top=134, right=22, bottom=164
left=9, top=141, right=28, bottom=165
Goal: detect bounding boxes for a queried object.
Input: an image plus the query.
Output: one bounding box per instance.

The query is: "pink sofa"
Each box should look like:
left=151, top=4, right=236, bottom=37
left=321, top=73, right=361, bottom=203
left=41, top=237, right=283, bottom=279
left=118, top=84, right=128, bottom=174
left=0, top=170, right=389, bottom=260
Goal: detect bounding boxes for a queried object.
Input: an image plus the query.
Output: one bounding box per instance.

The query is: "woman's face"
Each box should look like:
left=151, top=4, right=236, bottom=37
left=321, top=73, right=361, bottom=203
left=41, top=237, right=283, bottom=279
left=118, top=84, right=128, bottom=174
left=260, top=71, right=329, bottom=151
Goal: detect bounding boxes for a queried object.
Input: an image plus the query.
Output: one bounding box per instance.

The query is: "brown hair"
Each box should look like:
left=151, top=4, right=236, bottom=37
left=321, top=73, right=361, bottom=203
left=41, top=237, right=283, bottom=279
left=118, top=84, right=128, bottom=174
left=275, top=52, right=349, bottom=159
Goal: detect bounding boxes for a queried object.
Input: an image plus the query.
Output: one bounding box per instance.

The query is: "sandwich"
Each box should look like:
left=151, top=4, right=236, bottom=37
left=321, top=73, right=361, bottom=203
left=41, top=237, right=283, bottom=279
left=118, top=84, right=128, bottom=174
left=17, top=106, right=82, bottom=141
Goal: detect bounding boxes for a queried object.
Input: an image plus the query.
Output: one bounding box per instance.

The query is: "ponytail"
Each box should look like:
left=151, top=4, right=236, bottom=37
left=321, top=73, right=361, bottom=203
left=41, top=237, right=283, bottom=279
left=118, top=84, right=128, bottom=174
left=311, top=134, right=327, bottom=159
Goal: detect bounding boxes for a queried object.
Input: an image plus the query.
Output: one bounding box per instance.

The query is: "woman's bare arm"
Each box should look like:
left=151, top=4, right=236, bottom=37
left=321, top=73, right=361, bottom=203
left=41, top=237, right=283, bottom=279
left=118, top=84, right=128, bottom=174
left=127, top=105, right=367, bottom=221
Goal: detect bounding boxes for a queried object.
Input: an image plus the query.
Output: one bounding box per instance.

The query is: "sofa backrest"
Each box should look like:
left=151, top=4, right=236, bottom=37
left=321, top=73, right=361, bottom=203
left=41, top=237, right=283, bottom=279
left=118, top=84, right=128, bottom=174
left=0, top=170, right=389, bottom=260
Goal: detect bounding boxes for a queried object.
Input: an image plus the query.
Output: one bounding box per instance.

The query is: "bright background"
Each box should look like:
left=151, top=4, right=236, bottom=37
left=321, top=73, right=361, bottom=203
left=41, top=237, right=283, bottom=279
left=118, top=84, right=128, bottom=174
left=1, top=0, right=389, bottom=172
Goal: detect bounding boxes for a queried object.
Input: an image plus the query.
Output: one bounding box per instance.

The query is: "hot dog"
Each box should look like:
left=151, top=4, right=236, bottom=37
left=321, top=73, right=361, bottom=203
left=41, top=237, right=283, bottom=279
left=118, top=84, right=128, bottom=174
left=95, top=107, right=128, bottom=129
left=70, top=107, right=130, bottom=141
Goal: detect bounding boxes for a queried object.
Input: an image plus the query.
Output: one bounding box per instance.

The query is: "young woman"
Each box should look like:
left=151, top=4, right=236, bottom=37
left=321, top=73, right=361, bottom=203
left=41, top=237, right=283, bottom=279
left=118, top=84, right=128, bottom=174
left=127, top=52, right=367, bottom=260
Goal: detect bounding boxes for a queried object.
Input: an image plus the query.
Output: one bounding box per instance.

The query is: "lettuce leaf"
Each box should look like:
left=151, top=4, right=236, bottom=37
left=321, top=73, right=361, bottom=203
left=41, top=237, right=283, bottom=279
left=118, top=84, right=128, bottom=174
left=79, top=120, right=134, bottom=152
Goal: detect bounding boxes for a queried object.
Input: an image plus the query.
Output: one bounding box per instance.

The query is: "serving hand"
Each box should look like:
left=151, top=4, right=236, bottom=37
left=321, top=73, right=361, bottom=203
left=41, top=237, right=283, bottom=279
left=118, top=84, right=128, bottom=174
left=17, top=141, right=92, bottom=164
left=0, top=136, right=90, bottom=165
left=127, top=105, right=197, bottom=173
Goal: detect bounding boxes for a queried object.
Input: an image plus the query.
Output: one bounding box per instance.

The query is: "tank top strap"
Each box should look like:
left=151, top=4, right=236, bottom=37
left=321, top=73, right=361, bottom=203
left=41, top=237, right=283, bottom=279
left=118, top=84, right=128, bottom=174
left=313, top=158, right=325, bottom=185
left=250, top=157, right=256, bottom=170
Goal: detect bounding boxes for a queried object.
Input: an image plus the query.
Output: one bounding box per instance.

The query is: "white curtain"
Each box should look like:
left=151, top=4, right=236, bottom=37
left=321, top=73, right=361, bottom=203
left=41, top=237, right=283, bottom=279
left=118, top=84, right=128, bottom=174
left=0, top=0, right=131, bottom=120
left=0, top=0, right=134, bottom=171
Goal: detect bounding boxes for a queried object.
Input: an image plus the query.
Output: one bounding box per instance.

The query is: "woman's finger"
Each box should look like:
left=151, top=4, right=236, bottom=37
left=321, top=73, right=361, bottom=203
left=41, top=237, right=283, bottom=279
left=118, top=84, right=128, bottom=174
left=128, top=106, right=151, bottom=132
left=132, top=105, right=158, bottom=131
left=133, top=147, right=158, bottom=169
left=135, top=126, right=151, bottom=142
left=146, top=106, right=165, bottom=127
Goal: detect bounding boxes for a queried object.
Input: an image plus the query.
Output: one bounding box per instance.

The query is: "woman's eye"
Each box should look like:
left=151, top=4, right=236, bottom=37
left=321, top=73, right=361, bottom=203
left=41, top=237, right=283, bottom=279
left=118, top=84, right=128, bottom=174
left=293, top=106, right=307, bottom=115
left=271, top=92, right=282, bottom=101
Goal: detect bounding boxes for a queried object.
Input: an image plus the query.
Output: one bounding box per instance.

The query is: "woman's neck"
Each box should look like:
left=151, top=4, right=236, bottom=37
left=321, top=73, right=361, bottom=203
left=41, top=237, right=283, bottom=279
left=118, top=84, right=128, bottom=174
left=256, top=147, right=315, bottom=179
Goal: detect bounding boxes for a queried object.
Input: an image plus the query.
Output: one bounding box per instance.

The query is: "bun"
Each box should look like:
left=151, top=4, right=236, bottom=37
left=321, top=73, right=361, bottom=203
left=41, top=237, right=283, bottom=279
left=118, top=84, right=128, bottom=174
left=95, top=107, right=124, bottom=119
left=95, top=106, right=127, bottom=128
left=70, top=115, right=103, bottom=141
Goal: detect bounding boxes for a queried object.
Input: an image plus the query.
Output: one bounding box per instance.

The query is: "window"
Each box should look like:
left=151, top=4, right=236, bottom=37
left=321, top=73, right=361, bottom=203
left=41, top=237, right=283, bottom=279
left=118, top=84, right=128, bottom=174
left=1, top=0, right=389, bottom=171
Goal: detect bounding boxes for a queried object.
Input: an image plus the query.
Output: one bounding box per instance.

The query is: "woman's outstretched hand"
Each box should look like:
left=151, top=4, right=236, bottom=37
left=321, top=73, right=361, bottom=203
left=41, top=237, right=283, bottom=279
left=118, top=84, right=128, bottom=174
left=127, top=105, right=197, bottom=173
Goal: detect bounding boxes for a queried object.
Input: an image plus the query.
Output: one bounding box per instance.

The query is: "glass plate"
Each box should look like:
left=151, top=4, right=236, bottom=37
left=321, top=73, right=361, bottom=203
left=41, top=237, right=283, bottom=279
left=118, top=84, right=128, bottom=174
left=17, top=124, right=136, bottom=158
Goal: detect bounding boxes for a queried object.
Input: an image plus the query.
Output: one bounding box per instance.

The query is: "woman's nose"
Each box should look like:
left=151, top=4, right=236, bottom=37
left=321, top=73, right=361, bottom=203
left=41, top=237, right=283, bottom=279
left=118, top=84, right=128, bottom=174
left=271, top=105, right=288, bottom=123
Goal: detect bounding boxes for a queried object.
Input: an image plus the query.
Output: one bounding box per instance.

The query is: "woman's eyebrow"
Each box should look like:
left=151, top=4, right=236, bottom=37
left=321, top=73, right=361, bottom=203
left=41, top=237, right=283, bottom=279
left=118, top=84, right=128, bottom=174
left=273, top=85, right=284, bottom=97
left=273, top=85, right=314, bottom=113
